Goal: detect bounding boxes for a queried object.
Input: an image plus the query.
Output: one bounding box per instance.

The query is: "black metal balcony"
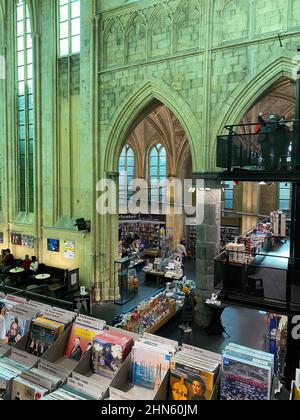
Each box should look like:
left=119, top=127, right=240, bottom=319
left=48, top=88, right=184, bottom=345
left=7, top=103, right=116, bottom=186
left=217, top=121, right=300, bottom=181
left=214, top=248, right=300, bottom=315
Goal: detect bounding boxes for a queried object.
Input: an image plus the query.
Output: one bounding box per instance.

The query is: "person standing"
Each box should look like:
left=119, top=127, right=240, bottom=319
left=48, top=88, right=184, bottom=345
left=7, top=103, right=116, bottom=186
left=257, top=115, right=272, bottom=170
left=178, top=286, right=196, bottom=333
left=271, top=115, right=291, bottom=170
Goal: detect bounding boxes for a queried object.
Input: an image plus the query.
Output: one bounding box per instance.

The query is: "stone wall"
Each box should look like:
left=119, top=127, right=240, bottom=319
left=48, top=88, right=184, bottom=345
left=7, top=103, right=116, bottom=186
left=1, top=0, right=300, bottom=294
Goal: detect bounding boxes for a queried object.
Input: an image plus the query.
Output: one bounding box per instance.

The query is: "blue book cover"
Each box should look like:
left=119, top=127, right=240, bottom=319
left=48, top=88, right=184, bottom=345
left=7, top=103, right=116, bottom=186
left=221, top=353, right=271, bottom=400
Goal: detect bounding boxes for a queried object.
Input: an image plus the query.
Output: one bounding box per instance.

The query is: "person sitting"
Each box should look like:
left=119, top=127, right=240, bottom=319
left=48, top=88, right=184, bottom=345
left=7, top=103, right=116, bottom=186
left=1, top=249, right=14, bottom=273
left=0, top=249, right=6, bottom=269
left=21, top=255, right=31, bottom=271
left=29, top=256, right=39, bottom=274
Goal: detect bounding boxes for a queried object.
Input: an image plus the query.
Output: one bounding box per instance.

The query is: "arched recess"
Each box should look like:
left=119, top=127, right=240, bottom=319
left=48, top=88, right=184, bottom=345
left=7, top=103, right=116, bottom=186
left=222, top=0, right=249, bottom=43
left=0, top=0, right=5, bottom=22
left=26, top=0, right=39, bottom=35
left=125, top=12, right=147, bottom=64
left=103, top=80, right=200, bottom=175
left=103, top=18, right=124, bottom=69
left=173, top=0, right=202, bottom=53
left=149, top=4, right=172, bottom=59
left=211, top=57, right=297, bottom=166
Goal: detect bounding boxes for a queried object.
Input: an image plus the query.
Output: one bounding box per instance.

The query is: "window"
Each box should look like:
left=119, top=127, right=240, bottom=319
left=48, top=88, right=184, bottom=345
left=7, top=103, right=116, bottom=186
left=279, top=182, right=291, bottom=212
left=149, top=144, right=167, bottom=209
left=58, top=0, right=80, bottom=57
left=119, top=145, right=135, bottom=207
left=16, top=0, right=34, bottom=213
left=224, top=181, right=234, bottom=210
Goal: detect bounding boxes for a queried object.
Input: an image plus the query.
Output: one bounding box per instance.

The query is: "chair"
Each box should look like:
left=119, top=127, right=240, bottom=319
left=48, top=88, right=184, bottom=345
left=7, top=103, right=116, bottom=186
left=246, top=275, right=264, bottom=298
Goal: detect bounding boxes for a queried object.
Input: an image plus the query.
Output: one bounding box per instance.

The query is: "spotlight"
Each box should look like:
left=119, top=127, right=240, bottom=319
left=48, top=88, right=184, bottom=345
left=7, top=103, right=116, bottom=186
left=259, top=181, right=266, bottom=185
left=75, top=218, right=91, bottom=232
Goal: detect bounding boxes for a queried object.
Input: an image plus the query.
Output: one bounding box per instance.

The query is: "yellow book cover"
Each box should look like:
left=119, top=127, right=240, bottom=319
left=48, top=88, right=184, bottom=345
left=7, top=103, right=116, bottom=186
left=294, top=387, right=300, bottom=400
left=36, top=317, right=65, bottom=336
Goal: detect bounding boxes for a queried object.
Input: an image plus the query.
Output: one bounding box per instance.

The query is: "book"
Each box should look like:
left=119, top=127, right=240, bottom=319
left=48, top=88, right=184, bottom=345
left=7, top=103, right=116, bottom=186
left=11, top=376, right=48, bottom=400
left=65, top=323, right=101, bottom=362
left=26, top=319, right=61, bottom=357
left=221, top=349, right=272, bottom=400
left=92, top=330, right=134, bottom=379
left=131, top=342, right=171, bottom=391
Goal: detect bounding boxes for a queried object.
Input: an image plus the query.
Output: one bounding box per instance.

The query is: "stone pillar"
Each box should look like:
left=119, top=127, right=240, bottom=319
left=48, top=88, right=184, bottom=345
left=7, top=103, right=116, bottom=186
left=241, top=182, right=259, bottom=233
left=195, top=177, right=222, bottom=327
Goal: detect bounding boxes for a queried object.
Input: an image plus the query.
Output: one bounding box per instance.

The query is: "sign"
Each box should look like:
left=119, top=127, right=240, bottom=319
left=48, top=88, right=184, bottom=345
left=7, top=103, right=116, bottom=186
left=64, top=241, right=75, bottom=259
left=11, top=233, right=22, bottom=245
left=22, top=235, right=34, bottom=248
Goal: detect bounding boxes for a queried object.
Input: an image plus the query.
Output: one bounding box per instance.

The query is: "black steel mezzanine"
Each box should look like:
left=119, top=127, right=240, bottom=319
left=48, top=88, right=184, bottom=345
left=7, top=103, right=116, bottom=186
left=217, top=120, right=300, bottom=182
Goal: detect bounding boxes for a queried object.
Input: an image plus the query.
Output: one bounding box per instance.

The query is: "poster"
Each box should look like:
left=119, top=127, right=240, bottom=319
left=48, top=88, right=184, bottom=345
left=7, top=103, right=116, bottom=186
left=11, top=233, right=22, bottom=246
left=47, top=238, right=60, bottom=252
left=22, top=235, right=34, bottom=249
left=64, top=241, right=75, bottom=259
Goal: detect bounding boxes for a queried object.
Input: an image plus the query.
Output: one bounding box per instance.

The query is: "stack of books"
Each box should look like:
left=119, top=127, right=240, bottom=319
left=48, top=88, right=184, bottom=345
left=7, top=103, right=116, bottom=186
left=0, top=348, right=39, bottom=399
left=170, top=344, right=221, bottom=401
left=92, top=329, right=134, bottom=379
left=221, top=343, right=274, bottom=400
left=42, top=375, right=107, bottom=400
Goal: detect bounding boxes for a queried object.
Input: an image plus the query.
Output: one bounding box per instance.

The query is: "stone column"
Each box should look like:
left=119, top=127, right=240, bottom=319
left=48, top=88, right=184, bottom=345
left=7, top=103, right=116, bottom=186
left=194, top=177, right=222, bottom=327
left=241, top=182, right=259, bottom=233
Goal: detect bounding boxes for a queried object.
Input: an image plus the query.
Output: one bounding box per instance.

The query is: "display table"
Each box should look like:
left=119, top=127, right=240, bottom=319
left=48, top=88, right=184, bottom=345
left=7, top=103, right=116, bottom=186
left=205, top=303, right=229, bottom=337
left=9, top=268, right=24, bottom=288
left=144, top=270, right=166, bottom=284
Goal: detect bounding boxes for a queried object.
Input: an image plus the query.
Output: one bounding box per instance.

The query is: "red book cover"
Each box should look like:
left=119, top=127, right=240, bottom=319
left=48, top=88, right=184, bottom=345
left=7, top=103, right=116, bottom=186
left=92, top=329, right=134, bottom=378
left=65, top=323, right=100, bottom=362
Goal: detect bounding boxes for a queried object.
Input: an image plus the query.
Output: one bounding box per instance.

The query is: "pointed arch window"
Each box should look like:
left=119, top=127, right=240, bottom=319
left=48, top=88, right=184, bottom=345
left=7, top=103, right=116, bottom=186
left=58, top=0, right=80, bottom=57
left=119, top=145, right=135, bottom=207
left=149, top=143, right=167, bottom=209
left=16, top=0, right=34, bottom=213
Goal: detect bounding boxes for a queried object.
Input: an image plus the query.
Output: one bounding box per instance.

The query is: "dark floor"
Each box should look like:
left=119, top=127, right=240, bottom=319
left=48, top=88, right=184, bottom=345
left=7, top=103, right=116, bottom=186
left=92, top=258, right=196, bottom=325
left=156, top=306, right=267, bottom=354
left=92, top=256, right=270, bottom=356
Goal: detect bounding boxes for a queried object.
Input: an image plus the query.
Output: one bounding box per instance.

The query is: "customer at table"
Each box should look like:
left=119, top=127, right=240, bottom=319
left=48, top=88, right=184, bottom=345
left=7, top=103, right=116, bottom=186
left=1, top=249, right=15, bottom=273
left=29, top=256, right=39, bottom=273
left=0, top=250, right=6, bottom=268
left=21, top=255, right=31, bottom=271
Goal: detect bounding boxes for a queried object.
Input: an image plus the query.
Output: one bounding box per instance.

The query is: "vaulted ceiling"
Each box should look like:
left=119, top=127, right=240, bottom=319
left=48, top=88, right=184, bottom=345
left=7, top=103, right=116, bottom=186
left=241, top=78, right=296, bottom=132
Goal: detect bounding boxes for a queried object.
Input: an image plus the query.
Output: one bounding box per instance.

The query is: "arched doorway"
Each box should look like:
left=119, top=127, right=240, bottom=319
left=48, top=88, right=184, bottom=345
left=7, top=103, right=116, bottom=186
left=116, top=103, right=196, bottom=302
left=222, top=77, right=295, bottom=237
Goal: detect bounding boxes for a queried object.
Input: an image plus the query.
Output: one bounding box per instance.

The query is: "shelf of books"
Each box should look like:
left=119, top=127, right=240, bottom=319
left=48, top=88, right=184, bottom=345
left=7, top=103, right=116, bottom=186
left=0, top=293, right=295, bottom=400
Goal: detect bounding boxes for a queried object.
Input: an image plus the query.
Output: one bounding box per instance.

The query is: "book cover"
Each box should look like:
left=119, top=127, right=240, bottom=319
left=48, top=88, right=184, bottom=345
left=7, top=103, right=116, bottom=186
left=26, top=320, right=60, bottom=357
left=36, top=317, right=65, bottom=336
left=11, top=377, right=48, bottom=400
left=4, top=313, right=32, bottom=346
left=92, top=330, right=133, bottom=378
left=65, top=323, right=100, bottom=361
left=170, top=361, right=216, bottom=401
left=131, top=345, right=170, bottom=391
left=221, top=354, right=271, bottom=400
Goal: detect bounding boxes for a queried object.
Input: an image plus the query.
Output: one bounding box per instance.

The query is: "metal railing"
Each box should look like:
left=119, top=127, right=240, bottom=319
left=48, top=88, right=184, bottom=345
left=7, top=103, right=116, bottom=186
left=217, top=120, right=300, bottom=172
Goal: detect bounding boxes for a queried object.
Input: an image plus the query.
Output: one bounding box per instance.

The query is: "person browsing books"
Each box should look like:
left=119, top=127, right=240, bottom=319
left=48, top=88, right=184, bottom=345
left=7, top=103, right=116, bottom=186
left=178, top=286, right=196, bottom=333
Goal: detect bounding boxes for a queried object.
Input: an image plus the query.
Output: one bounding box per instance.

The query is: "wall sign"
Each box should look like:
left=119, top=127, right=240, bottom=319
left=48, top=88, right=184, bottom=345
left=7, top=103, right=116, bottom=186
left=64, top=241, right=75, bottom=259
